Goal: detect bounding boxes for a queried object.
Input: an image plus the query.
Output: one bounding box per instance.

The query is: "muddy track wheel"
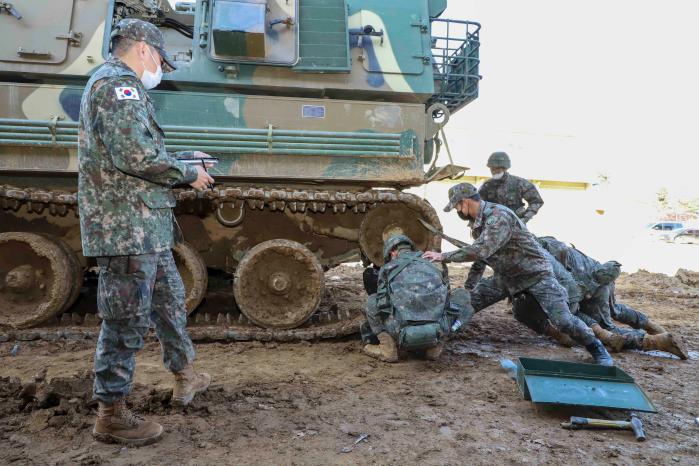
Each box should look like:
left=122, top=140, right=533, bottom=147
left=359, top=203, right=437, bottom=266
left=173, top=242, right=208, bottom=314
left=40, top=235, right=84, bottom=313
left=0, top=232, right=74, bottom=328
left=234, top=239, right=324, bottom=329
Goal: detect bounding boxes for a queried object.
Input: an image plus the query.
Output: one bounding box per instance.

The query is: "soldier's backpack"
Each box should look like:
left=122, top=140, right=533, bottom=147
left=375, top=251, right=452, bottom=349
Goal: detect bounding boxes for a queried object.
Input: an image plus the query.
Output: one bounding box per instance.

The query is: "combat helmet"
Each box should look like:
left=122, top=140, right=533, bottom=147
left=382, top=234, right=415, bottom=263
left=486, top=151, right=511, bottom=169
left=593, top=261, right=622, bottom=285
left=443, top=182, right=479, bottom=212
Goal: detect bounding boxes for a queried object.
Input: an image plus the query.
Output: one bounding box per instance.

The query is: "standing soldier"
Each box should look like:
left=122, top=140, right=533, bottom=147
left=465, top=151, right=544, bottom=289
left=79, top=19, right=214, bottom=445
left=423, top=183, right=614, bottom=365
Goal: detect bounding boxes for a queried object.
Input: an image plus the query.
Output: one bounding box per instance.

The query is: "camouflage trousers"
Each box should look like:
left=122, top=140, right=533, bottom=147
left=93, top=250, right=195, bottom=404
left=471, top=274, right=596, bottom=346
left=612, top=303, right=650, bottom=329
left=464, top=260, right=487, bottom=290
left=364, top=294, right=400, bottom=338
left=470, top=275, right=508, bottom=312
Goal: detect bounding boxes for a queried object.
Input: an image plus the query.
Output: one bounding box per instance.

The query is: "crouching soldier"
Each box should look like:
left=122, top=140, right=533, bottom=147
left=361, top=232, right=473, bottom=362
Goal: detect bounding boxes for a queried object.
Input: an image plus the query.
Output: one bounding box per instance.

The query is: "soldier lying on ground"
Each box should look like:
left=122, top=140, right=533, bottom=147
left=423, top=183, right=614, bottom=365
left=472, top=245, right=688, bottom=359
left=537, top=236, right=688, bottom=359
left=361, top=230, right=473, bottom=362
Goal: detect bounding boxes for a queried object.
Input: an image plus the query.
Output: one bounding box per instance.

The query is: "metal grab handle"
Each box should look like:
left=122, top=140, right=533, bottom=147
left=269, top=17, right=294, bottom=28
left=0, top=2, right=21, bottom=20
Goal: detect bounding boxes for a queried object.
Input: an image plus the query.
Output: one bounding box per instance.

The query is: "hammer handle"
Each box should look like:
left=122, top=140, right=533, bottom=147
left=570, top=417, right=631, bottom=429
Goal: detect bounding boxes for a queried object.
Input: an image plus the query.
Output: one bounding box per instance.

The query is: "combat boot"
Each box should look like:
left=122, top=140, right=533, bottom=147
left=591, top=324, right=626, bottom=352
left=642, top=320, right=667, bottom=335
left=642, top=333, right=689, bottom=360
left=584, top=339, right=615, bottom=366
left=543, top=322, right=575, bottom=348
left=362, top=332, right=399, bottom=362
left=424, top=342, right=444, bottom=361
left=172, top=364, right=212, bottom=407
left=93, top=399, right=163, bottom=446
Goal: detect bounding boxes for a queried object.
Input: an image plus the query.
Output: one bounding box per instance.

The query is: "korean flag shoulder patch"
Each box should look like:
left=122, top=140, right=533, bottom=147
left=115, top=87, right=140, bottom=101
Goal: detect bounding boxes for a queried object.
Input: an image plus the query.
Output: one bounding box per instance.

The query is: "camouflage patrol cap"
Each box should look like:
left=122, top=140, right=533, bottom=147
left=487, top=151, right=511, bottom=169
left=593, top=260, right=622, bottom=285
left=443, top=182, right=479, bottom=212
left=382, top=234, right=415, bottom=262
left=111, top=18, right=177, bottom=71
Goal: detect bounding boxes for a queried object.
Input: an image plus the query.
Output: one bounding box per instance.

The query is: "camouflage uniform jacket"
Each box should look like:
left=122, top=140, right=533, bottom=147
left=443, top=201, right=552, bottom=294
left=478, top=173, right=544, bottom=222
left=541, top=248, right=583, bottom=304
left=78, top=58, right=199, bottom=257
left=537, top=237, right=602, bottom=298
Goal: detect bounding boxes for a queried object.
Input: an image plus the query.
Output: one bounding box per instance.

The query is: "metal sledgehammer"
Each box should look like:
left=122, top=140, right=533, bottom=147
left=561, top=414, right=646, bottom=441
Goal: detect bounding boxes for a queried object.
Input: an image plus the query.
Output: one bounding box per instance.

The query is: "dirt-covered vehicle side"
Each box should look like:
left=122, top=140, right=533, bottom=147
left=0, top=0, right=480, bottom=340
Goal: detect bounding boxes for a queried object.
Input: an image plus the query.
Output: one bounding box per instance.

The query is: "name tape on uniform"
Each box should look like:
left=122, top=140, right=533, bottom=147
left=115, top=87, right=140, bottom=101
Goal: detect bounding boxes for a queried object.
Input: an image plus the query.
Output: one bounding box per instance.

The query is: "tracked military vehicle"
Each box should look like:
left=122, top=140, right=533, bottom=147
left=0, top=0, right=480, bottom=340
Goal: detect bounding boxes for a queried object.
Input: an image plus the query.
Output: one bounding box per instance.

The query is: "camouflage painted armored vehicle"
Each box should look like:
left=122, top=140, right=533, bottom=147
left=0, top=0, right=480, bottom=340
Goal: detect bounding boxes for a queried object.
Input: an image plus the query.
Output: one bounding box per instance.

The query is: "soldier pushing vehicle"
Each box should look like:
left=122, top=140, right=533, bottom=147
left=536, top=236, right=688, bottom=359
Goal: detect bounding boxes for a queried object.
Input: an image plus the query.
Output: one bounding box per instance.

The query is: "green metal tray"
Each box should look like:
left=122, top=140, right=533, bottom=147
left=516, top=357, right=657, bottom=413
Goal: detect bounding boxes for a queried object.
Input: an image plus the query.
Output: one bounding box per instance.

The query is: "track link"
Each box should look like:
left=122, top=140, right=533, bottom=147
left=0, top=183, right=441, bottom=341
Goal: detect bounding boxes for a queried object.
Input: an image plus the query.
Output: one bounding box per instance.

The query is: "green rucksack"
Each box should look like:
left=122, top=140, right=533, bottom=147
left=375, top=251, right=451, bottom=349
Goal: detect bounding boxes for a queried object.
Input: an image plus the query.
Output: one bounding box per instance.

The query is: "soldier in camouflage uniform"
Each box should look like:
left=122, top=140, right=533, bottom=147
left=537, top=236, right=688, bottom=359
left=423, top=183, right=614, bottom=365
left=465, top=152, right=545, bottom=290
left=362, top=230, right=473, bottom=362
left=78, top=19, right=214, bottom=445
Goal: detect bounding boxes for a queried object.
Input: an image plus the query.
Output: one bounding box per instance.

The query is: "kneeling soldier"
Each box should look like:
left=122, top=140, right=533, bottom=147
left=362, top=231, right=473, bottom=362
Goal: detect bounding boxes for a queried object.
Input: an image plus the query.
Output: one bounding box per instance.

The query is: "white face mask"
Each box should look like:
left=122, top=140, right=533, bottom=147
left=140, top=46, right=163, bottom=90
left=492, top=172, right=505, bottom=180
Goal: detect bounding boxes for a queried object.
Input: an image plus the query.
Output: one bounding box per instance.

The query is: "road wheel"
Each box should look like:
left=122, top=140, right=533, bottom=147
left=359, top=203, right=437, bottom=266
left=234, top=239, right=324, bottom=329
left=173, top=242, right=208, bottom=314
left=0, top=232, right=74, bottom=328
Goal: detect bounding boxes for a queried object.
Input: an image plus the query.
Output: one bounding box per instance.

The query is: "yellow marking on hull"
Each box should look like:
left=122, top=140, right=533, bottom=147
left=441, top=176, right=591, bottom=191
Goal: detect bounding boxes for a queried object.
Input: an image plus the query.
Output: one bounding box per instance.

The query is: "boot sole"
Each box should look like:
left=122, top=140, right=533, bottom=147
left=172, top=378, right=212, bottom=407
left=92, top=426, right=163, bottom=446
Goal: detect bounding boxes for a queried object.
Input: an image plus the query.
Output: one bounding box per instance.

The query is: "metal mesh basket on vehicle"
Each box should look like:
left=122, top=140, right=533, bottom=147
left=428, top=19, right=481, bottom=113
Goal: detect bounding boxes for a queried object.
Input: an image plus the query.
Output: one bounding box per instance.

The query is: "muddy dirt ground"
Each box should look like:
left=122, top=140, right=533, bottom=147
left=1, top=264, right=698, bottom=465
